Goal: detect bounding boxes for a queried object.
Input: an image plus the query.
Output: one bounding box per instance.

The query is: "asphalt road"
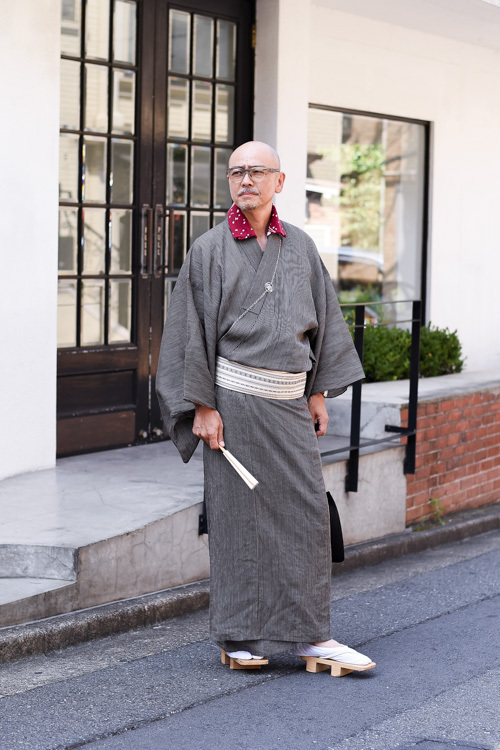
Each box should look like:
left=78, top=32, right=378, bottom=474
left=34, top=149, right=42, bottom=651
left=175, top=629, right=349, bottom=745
left=0, top=530, right=499, bottom=750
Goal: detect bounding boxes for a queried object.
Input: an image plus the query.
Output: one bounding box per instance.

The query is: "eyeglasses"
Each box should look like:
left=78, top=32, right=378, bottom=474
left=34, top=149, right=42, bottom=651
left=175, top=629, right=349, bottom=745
left=226, top=166, right=281, bottom=182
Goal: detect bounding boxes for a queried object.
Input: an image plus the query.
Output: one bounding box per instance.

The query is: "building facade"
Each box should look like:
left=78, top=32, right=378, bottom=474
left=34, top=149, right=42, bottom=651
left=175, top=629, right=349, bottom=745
left=1, top=0, right=500, bottom=480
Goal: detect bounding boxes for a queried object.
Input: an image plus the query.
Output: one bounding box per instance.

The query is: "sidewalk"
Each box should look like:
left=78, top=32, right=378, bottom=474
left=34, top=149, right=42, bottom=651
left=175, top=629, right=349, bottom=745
left=1, top=501, right=498, bottom=664
left=1, top=523, right=499, bottom=750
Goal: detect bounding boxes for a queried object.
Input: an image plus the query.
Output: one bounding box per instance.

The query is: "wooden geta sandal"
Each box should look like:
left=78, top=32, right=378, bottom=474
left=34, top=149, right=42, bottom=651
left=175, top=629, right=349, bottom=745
left=301, top=655, right=376, bottom=678
left=220, top=649, right=269, bottom=670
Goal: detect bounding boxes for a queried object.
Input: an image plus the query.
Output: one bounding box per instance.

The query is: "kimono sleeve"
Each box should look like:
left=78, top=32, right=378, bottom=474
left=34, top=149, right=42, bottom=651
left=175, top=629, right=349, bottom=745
left=306, top=258, right=365, bottom=398
left=155, top=246, right=217, bottom=463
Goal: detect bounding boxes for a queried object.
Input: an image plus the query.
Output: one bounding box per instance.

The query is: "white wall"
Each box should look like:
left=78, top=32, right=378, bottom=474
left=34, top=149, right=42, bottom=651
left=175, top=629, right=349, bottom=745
left=254, top=0, right=311, bottom=227
left=0, top=1, right=60, bottom=479
left=306, top=5, right=500, bottom=371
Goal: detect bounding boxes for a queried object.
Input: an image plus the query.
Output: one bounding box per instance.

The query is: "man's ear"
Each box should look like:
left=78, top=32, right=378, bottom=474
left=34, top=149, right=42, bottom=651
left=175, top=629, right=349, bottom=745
left=275, top=172, right=286, bottom=194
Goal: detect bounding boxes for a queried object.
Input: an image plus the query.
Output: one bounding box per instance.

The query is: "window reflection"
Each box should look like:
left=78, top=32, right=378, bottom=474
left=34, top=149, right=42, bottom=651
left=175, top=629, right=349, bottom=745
left=305, top=108, right=425, bottom=305
left=169, top=10, right=190, bottom=74
left=59, top=133, right=80, bottom=201
left=60, top=59, right=80, bottom=130
left=167, top=78, right=189, bottom=139
left=190, top=212, right=210, bottom=244
left=192, top=81, right=212, bottom=141
left=61, top=0, right=81, bottom=56
left=82, top=207, right=106, bottom=274
left=111, top=139, right=134, bottom=204
left=216, top=20, right=236, bottom=81
left=58, top=208, right=79, bottom=273
left=81, top=280, right=105, bottom=345
left=84, top=64, right=109, bottom=132
left=109, top=279, right=132, bottom=343
left=114, top=0, right=136, bottom=65
left=113, top=69, right=135, bottom=135
left=59, top=0, right=137, bottom=353
left=193, top=15, right=213, bottom=77
left=110, top=209, right=132, bottom=273
left=166, top=144, right=187, bottom=204
left=82, top=136, right=107, bottom=202
left=58, top=280, right=78, bottom=347
left=85, top=0, right=110, bottom=60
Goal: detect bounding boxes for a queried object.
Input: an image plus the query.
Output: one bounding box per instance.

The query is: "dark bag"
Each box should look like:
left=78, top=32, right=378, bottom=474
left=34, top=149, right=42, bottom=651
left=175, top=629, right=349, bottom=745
left=327, top=491, right=345, bottom=563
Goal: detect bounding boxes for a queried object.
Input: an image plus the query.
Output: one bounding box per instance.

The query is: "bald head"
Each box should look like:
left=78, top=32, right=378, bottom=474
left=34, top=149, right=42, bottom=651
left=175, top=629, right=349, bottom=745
left=228, top=141, right=281, bottom=170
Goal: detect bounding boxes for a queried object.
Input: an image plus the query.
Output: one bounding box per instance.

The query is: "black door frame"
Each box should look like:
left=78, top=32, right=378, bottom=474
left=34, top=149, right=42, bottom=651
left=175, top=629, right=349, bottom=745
left=57, top=0, right=255, bottom=456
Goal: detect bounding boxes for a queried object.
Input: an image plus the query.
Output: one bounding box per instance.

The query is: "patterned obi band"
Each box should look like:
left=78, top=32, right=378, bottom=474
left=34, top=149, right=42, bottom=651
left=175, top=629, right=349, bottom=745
left=215, top=356, right=307, bottom=400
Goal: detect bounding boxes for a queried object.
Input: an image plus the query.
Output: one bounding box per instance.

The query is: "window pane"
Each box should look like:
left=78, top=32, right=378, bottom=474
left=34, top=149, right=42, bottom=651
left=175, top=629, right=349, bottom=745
left=81, top=280, right=105, bottom=345
left=112, top=69, right=135, bottom=135
left=58, top=280, right=77, bottom=348
left=110, top=209, right=132, bottom=273
left=85, top=0, right=110, bottom=60
left=171, top=212, right=186, bottom=273
left=113, top=0, right=136, bottom=65
left=305, top=108, right=426, bottom=303
left=61, top=0, right=82, bottom=56
left=83, top=136, right=107, bottom=202
left=164, top=279, right=175, bottom=322
left=82, top=207, right=106, bottom=274
left=59, top=133, right=80, bottom=202
left=60, top=59, right=80, bottom=130
left=109, top=279, right=132, bottom=343
left=215, top=84, right=234, bottom=144
left=192, top=81, right=212, bottom=142
left=167, top=77, right=189, bottom=139
left=111, top=139, right=134, bottom=204
left=190, top=212, right=210, bottom=244
left=59, top=208, right=79, bottom=274
left=191, top=146, right=210, bottom=207
left=193, top=15, right=213, bottom=77
left=169, top=10, right=190, bottom=74
left=84, top=64, right=109, bottom=131
left=216, top=20, right=236, bottom=81
left=213, top=212, right=226, bottom=227
left=214, top=148, right=231, bottom=208
left=166, top=143, right=187, bottom=205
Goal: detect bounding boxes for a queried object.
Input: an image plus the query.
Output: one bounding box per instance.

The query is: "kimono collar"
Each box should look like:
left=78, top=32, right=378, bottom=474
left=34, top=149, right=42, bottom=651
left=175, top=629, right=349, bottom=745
left=227, top=203, right=287, bottom=240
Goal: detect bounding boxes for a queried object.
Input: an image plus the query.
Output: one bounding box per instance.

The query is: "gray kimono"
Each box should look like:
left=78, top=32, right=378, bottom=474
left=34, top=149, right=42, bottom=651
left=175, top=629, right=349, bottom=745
left=156, top=220, right=364, bottom=654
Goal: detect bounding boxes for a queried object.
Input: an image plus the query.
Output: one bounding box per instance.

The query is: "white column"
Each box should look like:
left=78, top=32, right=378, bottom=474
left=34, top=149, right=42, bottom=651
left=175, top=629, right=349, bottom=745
left=0, top=0, right=60, bottom=478
left=254, top=0, right=311, bottom=227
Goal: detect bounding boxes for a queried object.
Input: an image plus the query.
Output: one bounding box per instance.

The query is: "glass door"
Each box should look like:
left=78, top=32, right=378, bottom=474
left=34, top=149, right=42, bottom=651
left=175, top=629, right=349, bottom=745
left=57, top=0, right=254, bottom=456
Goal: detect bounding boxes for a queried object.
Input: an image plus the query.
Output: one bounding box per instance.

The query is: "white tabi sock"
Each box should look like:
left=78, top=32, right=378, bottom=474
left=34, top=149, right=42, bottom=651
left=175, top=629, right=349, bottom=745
left=226, top=650, right=264, bottom=660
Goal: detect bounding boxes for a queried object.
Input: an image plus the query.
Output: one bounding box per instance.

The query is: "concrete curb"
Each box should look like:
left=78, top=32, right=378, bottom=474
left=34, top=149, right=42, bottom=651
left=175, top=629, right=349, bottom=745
left=1, top=502, right=499, bottom=664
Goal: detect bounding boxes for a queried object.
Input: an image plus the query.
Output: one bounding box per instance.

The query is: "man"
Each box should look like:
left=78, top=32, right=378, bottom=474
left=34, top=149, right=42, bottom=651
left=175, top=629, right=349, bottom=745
left=156, top=141, right=374, bottom=671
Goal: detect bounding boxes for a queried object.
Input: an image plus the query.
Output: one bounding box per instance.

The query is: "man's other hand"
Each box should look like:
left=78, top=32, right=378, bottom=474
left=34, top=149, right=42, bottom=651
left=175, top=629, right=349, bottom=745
left=308, top=393, right=329, bottom=437
left=193, top=405, right=225, bottom=450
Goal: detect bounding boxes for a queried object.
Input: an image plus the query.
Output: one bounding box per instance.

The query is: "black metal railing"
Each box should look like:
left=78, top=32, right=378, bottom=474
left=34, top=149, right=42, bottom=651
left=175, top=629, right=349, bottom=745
left=321, top=299, right=422, bottom=492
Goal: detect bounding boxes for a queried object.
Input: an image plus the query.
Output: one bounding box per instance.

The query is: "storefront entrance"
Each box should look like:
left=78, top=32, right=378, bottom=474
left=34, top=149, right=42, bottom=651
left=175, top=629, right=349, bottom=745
left=57, top=0, right=254, bottom=455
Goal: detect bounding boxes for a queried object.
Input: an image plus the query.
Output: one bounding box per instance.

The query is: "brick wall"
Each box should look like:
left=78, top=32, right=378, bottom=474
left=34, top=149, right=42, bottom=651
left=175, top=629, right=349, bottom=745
left=402, top=387, right=500, bottom=524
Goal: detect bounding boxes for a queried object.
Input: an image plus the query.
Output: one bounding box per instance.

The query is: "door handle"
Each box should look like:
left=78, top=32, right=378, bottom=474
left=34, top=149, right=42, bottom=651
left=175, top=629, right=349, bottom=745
left=164, top=208, right=175, bottom=275
left=140, top=204, right=153, bottom=278
left=153, top=204, right=164, bottom=277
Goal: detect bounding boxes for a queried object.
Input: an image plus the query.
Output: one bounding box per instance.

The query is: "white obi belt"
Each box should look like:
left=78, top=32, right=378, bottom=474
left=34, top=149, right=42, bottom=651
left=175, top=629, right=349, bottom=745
left=215, top=356, right=307, bottom=400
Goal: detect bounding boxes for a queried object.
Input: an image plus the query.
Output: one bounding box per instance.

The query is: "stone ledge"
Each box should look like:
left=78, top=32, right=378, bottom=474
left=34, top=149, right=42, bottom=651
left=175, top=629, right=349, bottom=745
left=1, top=502, right=498, bottom=665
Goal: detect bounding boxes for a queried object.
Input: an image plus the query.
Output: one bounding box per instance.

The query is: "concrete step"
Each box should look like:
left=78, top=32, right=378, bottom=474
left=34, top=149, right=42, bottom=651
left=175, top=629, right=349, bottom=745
left=0, top=544, right=77, bottom=579
left=0, top=577, right=73, bottom=607
left=0, top=442, right=209, bottom=628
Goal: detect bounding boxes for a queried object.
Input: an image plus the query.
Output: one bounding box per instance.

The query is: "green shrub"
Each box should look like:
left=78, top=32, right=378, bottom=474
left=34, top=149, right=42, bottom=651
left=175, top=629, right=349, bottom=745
left=355, top=323, right=464, bottom=382
left=362, top=325, right=411, bottom=382
left=419, top=325, right=464, bottom=377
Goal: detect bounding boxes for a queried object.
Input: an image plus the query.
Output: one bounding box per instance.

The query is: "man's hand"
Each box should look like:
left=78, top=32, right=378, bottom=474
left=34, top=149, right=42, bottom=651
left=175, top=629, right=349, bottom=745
left=193, top=405, right=225, bottom=450
left=308, top=392, right=329, bottom=437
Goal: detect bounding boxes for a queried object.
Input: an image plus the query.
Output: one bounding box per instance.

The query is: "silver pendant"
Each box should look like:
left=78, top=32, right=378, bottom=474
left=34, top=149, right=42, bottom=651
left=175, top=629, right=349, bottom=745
left=265, top=282, right=273, bottom=293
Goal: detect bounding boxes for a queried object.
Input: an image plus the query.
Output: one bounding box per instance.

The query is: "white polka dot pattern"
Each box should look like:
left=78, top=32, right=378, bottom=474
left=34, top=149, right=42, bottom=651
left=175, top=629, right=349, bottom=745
left=227, top=204, right=286, bottom=241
